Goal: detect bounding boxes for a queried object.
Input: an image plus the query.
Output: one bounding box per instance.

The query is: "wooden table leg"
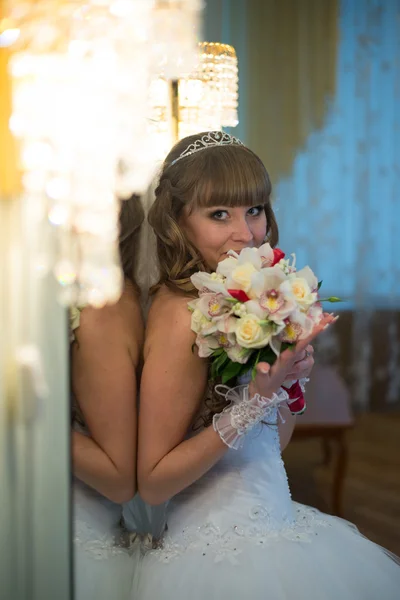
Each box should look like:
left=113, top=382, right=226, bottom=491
left=333, top=431, right=348, bottom=517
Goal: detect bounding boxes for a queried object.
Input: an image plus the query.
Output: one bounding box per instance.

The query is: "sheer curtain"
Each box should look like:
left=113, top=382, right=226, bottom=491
left=203, top=0, right=400, bottom=409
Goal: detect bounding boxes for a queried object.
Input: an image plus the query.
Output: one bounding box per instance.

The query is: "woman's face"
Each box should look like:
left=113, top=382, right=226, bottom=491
left=181, top=203, right=267, bottom=271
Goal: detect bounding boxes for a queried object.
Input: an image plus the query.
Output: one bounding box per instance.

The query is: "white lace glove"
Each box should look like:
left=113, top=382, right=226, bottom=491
left=299, top=377, right=309, bottom=393
left=212, top=384, right=289, bottom=450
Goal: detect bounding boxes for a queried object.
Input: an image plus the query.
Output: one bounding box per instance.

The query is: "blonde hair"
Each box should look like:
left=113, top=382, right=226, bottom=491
left=149, top=131, right=278, bottom=295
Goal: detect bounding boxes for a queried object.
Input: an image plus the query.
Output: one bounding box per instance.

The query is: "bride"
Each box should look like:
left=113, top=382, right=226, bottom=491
left=71, top=193, right=144, bottom=600
left=133, top=131, right=400, bottom=600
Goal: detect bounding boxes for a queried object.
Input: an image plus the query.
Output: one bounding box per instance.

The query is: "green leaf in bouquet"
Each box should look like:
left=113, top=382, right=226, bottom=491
left=318, top=280, right=323, bottom=290
left=280, top=342, right=296, bottom=353
left=211, top=358, right=221, bottom=380
left=236, top=363, right=255, bottom=381
left=211, top=350, right=230, bottom=379
left=211, top=348, right=224, bottom=357
left=221, top=360, right=244, bottom=384
left=251, top=350, right=261, bottom=381
left=319, top=296, right=341, bottom=303
left=216, top=351, right=230, bottom=371
left=259, top=346, right=277, bottom=364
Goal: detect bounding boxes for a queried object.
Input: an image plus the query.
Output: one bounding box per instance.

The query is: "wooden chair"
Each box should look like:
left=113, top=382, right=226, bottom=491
left=292, top=364, right=355, bottom=517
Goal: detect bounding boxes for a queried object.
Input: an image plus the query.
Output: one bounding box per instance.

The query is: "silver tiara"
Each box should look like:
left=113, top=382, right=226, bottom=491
left=170, top=131, right=244, bottom=166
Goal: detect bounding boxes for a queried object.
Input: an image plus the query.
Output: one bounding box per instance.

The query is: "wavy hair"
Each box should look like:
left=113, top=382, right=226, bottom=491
left=148, top=132, right=278, bottom=296
left=119, top=193, right=144, bottom=290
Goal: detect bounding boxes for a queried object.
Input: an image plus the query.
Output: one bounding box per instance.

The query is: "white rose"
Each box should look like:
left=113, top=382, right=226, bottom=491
left=235, top=314, right=272, bottom=349
left=231, top=263, right=258, bottom=292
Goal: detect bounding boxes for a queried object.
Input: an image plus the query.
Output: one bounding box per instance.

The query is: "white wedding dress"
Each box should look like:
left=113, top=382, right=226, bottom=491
left=133, top=404, right=400, bottom=600
left=73, top=476, right=135, bottom=600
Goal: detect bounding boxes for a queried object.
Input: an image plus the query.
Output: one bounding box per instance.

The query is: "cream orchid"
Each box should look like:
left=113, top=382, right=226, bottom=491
left=190, top=271, right=229, bottom=296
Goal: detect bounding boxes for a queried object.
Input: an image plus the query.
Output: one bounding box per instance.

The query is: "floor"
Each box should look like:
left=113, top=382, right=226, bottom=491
left=284, top=411, right=400, bottom=555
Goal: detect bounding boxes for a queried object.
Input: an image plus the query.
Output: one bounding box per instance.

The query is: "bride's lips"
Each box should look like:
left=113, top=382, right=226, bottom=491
left=221, top=248, right=251, bottom=257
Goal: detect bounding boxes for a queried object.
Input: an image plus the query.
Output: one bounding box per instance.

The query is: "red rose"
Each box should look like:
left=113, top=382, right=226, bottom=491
left=228, top=289, right=250, bottom=303
left=271, top=248, right=285, bottom=267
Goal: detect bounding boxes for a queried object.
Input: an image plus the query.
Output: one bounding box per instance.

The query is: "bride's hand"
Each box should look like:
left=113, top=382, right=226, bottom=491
left=249, top=312, right=337, bottom=399
left=285, top=344, right=314, bottom=381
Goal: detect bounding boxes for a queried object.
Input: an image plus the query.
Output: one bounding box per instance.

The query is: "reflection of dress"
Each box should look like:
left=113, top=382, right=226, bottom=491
left=134, top=402, right=400, bottom=599
left=73, top=475, right=135, bottom=600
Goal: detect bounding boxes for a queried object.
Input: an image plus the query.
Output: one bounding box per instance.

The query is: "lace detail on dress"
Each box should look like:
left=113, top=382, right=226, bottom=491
left=144, top=410, right=332, bottom=565
left=74, top=521, right=130, bottom=560
left=146, top=505, right=331, bottom=565
left=74, top=513, right=165, bottom=561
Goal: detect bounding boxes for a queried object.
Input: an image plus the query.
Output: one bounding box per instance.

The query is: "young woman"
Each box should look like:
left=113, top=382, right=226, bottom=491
left=134, top=131, right=400, bottom=600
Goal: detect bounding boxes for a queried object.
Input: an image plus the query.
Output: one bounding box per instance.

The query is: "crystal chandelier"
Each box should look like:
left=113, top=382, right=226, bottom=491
left=1, top=0, right=202, bottom=308
left=151, top=0, right=204, bottom=79
left=149, top=41, right=239, bottom=158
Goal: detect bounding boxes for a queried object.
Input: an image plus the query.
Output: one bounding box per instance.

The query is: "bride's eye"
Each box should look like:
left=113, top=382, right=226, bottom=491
left=247, top=205, right=264, bottom=217
left=210, top=209, right=229, bottom=221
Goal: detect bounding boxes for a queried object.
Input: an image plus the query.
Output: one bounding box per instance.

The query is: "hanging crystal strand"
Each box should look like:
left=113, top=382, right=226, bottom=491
left=151, top=0, right=203, bottom=80
left=148, top=41, right=239, bottom=155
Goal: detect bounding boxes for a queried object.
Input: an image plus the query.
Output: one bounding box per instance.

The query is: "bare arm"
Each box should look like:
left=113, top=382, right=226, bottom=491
left=72, top=299, right=141, bottom=503
left=138, top=300, right=332, bottom=505
left=137, top=297, right=228, bottom=505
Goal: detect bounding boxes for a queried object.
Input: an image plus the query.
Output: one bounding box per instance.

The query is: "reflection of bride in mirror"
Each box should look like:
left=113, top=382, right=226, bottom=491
left=71, top=194, right=144, bottom=600
left=133, top=131, right=400, bottom=600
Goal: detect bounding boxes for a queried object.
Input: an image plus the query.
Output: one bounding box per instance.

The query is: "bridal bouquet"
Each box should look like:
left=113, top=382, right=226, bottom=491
left=188, top=244, right=339, bottom=407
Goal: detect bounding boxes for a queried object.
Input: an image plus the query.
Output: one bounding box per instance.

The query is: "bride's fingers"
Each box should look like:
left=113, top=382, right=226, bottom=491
left=267, top=349, right=300, bottom=384
left=254, top=314, right=338, bottom=397
left=296, top=313, right=339, bottom=353
left=255, top=362, right=270, bottom=376
left=294, top=345, right=314, bottom=364
left=252, top=362, right=272, bottom=395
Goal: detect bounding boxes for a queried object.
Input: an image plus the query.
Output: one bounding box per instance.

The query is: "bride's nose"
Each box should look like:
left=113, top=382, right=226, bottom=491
left=231, top=217, right=253, bottom=243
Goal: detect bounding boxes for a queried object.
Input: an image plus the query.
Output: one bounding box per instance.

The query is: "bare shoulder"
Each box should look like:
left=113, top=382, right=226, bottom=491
left=76, top=281, right=144, bottom=366
left=140, top=286, right=208, bottom=431
left=145, top=286, right=195, bottom=355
